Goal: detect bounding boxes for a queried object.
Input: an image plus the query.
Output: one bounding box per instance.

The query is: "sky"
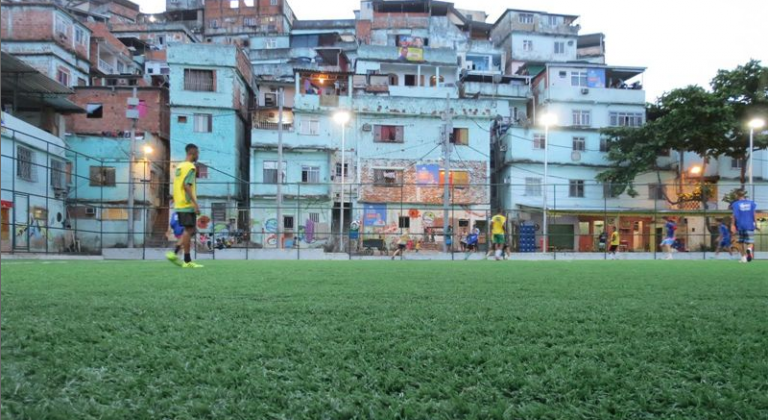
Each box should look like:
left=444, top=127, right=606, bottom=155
left=134, top=0, right=768, bottom=101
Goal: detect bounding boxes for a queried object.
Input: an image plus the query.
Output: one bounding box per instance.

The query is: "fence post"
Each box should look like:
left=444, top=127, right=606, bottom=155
left=552, top=184, right=556, bottom=260
left=11, top=133, right=16, bottom=253
left=45, top=142, right=50, bottom=255
left=653, top=185, right=658, bottom=260
left=143, top=159, right=147, bottom=261
left=297, top=182, right=301, bottom=261
left=604, top=185, right=608, bottom=260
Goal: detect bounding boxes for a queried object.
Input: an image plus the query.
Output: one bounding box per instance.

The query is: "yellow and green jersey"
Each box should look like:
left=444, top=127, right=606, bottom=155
left=611, top=232, right=620, bottom=246
left=491, top=215, right=507, bottom=235
left=173, top=162, right=197, bottom=212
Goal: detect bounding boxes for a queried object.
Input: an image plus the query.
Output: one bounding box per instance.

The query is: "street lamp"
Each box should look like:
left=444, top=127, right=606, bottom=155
left=748, top=118, right=765, bottom=196
left=334, top=111, right=351, bottom=253
left=143, top=145, right=154, bottom=155
left=689, top=165, right=702, bottom=176
left=540, top=113, right=558, bottom=254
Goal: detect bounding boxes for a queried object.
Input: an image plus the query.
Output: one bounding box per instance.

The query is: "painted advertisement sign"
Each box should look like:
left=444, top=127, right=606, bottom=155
left=363, top=204, right=387, bottom=227
left=587, top=68, right=606, bottom=88
left=416, top=164, right=440, bottom=185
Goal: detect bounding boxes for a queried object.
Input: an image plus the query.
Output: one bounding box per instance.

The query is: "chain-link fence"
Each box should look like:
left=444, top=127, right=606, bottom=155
left=3, top=128, right=766, bottom=260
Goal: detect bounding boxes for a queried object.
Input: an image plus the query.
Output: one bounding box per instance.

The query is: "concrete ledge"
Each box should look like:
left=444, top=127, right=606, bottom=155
left=1, top=253, right=104, bottom=261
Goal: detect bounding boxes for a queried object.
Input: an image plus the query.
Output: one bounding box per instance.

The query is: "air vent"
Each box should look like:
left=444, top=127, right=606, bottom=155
left=571, top=151, right=582, bottom=162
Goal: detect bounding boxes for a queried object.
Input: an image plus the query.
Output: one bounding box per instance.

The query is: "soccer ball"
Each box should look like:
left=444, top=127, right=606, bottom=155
left=350, top=220, right=360, bottom=231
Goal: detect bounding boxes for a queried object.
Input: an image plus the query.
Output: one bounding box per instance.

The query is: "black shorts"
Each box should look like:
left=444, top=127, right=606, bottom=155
left=398, top=244, right=406, bottom=250
left=609, top=245, right=619, bottom=252
left=177, top=212, right=197, bottom=228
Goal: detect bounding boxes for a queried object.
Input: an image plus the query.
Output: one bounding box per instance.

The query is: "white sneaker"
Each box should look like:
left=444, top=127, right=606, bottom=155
left=665, top=255, right=673, bottom=260
left=740, top=256, right=748, bottom=263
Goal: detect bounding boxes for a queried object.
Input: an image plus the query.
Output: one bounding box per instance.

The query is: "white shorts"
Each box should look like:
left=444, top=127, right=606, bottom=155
left=660, top=238, right=675, bottom=246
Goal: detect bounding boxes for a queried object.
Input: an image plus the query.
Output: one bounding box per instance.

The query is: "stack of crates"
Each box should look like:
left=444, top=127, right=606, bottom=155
left=518, top=224, right=536, bottom=253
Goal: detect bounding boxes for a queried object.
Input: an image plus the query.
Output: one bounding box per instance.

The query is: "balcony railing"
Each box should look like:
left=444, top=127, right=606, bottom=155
left=254, top=121, right=294, bottom=131
left=371, top=13, right=429, bottom=29
left=98, top=59, right=115, bottom=74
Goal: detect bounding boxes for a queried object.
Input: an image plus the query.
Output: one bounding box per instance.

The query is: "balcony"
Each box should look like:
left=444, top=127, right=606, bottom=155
left=546, top=86, right=645, bottom=105
left=357, top=45, right=458, bottom=66
left=98, top=58, right=115, bottom=74
left=352, top=95, right=509, bottom=118
left=463, top=82, right=531, bottom=99
left=371, top=13, right=429, bottom=29
left=253, top=109, right=294, bottom=131
left=294, top=94, right=352, bottom=111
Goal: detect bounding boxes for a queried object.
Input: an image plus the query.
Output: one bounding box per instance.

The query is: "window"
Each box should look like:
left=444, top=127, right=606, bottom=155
left=404, top=74, right=417, bottom=86
left=519, top=13, right=534, bottom=24
left=525, top=177, right=542, bottom=197
left=572, top=110, right=591, bottom=127
left=533, top=134, right=546, bottom=150
left=374, top=125, right=404, bottom=143
left=197, top=163, right=209, bottom=179
left=178, top=115, right=188, bottom=124
left=271, top=0, right=278, bottom=5
left=158, top=36, right=165, bottom=45
left=548, top=15, right=558, bottom=26
left=212, top=203, right=227, bottom=222
left=75, top=27, right=86, bottom=45
left=263, top=161, right=286, bottom=184
left=51, top=159, right=66, bottom=189
left=299, top=119, right=320, bottom=136
left=209, top=19, right=219, bottom=28
left=571, top=71, right=588, bottom=87
left=229, top=0, right=239, bottom=8
left=429, top=75, right=445, bottom=87
left=398, top=216, right=411, bottom=229
left=523, top=40, right=533, bottom=52
left=245, top=0, right=255, bottom=5
left=57, top=69, right=70, bottom=86
left=283, top=216, right=294, bottom=229
left=335, top=162, right=349, bottom=178
left=731, top=158, right=744, bottom=169
left=603, top=183, right=620, bottom=199
left=373, top=169, right=403, bottom=187
left=193, top=114, right=212, bottom=133
left=609, top=112, right=644, bottom=127
left=554, top=42, right=565, bottom=55
left=184, top=69, right=215, bottom=92
left=55, top=16, right=69, bottom=36
left=309, top=213, right=320, bottom=223
left=559, top=71, right=567, bottom=78
left=244, top=17, right=257, bottom=27
left=572, top=137, right=586, bottom=151
left=265, top=38, right=277, bottom=49
left=439, top=170, right=470, bottom=188
left=89, top=166, right=116, bottom=187
left=600, top=138, right=610, bottom=153
left=86, top=103, right=103, bottom=119
left=649, top=184, right=666, bottom=200
left=569, top=180, right=585, bottom=198
left=301, top=166, right=320, bottom=183
left=16, top=146, right=35, bottom=182
left=78, top=77, right=87, bottom=86
left=450, top=128, right=469, bottom=146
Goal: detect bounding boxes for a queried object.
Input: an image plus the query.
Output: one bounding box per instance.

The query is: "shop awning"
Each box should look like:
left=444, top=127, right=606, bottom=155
left=1, top=200, right=13, bottom=209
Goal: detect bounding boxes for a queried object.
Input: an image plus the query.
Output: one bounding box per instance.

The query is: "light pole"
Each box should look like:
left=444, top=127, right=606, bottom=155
left=748, top=118, right=765, bottom=196
left=334, top=111, right=351, bottom=253
left=541, top=113, right=558, bottom=254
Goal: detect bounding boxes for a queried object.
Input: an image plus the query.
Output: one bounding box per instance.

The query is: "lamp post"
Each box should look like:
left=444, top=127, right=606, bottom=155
left=334, top=111, right=351, bottom=252
left=748, top=118, right=765, bottom=196
left=540, top=113, right=558, bottom=254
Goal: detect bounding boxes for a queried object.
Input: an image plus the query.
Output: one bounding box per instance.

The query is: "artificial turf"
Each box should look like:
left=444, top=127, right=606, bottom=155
left=2, top=260, right=767, bottom=419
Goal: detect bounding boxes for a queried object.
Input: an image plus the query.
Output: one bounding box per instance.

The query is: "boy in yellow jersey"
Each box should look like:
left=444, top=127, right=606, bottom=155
left=489, top=210, right=507, bottom=261
left=609, top=226, right=621, bottom=260
left=167, top=144, right=204, bottom=268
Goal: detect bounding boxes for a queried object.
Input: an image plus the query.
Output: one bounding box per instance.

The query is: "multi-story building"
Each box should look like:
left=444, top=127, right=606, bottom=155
left=167, top=43, right=254, bottom=239
left=1, top=52, right=84, bottom=253
left=1, top=2, right=92, bottom=88
left=65, top=83, right=170, bottom=249
left=203, top=0, right=296, bottom=46
left=491, top=9, right=678, bottom=253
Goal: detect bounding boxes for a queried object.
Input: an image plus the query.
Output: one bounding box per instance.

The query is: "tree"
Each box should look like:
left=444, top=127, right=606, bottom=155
left=599, top=61, right=768, bottom=200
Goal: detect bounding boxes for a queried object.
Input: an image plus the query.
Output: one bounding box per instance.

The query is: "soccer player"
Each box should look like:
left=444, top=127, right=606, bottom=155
left=489, top=210, right=507, bottom=261
left=608, top=226, right=620, bottom=260
left=732, top=190, right=758, bottom=263
left=391, top=229, right=409, bottom=260
left=714, top=219, right=734, bottom=259
left=166, top=144, right=204, bottom=268
left=464, top=225, right=480, bottom=260
left=660, top=217, right=677, bottom=260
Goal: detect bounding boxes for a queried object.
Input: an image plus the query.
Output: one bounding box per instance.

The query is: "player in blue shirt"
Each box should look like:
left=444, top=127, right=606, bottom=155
left=732, top=190, right=758, bottom=263
left=714, top=219, right=734, bottom=259
left=660, top=217, right=677, bottom=260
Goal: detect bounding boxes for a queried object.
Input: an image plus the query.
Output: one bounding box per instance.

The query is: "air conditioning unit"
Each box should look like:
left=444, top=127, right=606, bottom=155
left=571, top=151, right=582, bottom=162
left=581, top=88, right=590, bottom=95
left=362, top=123, right=372, bottom=132
left=85, top=206, right=97, bottom=216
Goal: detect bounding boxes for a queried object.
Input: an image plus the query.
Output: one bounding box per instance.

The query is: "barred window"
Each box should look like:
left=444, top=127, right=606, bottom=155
left=51, top=159, right=66, bottom=189
left=301, top=166, right=320, bottom=183
left=90, top=166, right=116, bottom=187
left=184, top=69, right=215, bottom=92
left=16, top=146, right=36, bottom=182
left=373, top=169, right=403, bottom=187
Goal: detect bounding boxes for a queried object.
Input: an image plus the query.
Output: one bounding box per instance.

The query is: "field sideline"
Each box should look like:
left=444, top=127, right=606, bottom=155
left=2, top=260, right=767, bottom=419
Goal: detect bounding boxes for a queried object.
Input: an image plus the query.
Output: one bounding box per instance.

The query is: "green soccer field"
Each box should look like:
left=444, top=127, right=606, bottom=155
left=2, top=260, right=767, bottom=419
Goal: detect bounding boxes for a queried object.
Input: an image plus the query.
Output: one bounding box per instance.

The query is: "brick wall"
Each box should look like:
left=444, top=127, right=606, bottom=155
left=107, top=2, right=140, bottom=22
left=1, top=7, right=55, bottom=40
left=359, top=159, right=489, bottom=205
left=204, top=0, right=286, bottom=34
left=67, top=88, right=170, bottom=139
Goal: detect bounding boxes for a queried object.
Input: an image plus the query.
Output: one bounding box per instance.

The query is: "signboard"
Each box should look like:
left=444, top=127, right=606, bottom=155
left=587, top=68, right=606, bottom=88
left=416, top=164, right=440, bottom=185
left=363, top=204, right=387, bottom=227
left=399, top=47, right=424, bottom=62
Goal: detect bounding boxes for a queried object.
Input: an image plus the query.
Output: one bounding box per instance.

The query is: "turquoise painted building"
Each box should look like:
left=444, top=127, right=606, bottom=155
left=168, top=43, right=253, bottom=238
